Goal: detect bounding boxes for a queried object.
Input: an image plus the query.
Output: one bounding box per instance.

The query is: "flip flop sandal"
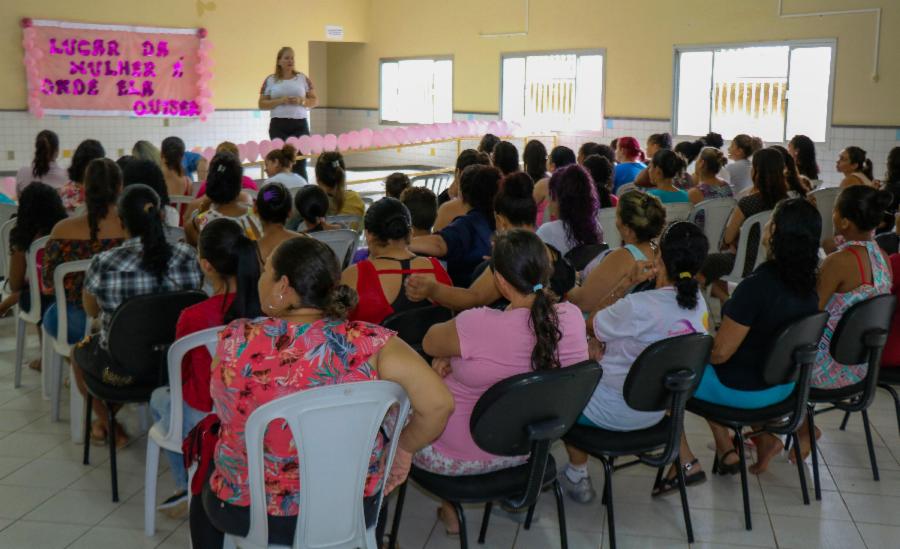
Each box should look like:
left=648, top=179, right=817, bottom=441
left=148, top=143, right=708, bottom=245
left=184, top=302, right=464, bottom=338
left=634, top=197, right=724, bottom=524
left=652, top=459, right=707, bottom=497
left=712, top=449, right=741, bottom=476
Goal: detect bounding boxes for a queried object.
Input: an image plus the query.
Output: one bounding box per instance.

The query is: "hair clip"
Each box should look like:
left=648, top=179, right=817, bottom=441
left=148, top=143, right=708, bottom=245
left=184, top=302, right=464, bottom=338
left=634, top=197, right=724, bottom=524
left=217, top=164, right=226, bottom=173
left=262, top=189, right=278, bottom=202
left=532, top=283, right=544, bottom=293
left=679, top=272, right=692, bottom=280
left=331, top=160, right=341, bottom=169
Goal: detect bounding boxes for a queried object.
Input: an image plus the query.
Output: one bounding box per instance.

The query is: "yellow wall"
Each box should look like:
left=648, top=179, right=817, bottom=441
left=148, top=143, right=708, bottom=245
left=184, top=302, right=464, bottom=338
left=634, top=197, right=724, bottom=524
left=324, top=0, right=900, bottom=126
left=0, top=0, right=370, bottom=109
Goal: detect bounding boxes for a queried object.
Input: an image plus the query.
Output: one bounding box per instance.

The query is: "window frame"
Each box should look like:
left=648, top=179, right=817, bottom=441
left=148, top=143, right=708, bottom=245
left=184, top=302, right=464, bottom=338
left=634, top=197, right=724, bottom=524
left=671, top=39, right=837, bottom=143
left=378, top=54, right=454, bottom=125
left=499, top=48, right=607, bottom=131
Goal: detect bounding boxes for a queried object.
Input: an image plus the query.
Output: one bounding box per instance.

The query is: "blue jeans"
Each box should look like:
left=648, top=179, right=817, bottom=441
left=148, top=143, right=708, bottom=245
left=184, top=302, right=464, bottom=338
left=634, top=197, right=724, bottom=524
left=693, top=365, right=795, bottom=409
left=43, top=302, right=87, bottom=344
left=150, top=386, right=209, bottom=492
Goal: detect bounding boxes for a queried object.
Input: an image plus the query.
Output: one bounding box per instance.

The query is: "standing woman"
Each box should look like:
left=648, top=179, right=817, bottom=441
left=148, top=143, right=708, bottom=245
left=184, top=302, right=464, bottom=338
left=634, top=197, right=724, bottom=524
left=258, top=47, right=318, bottom=181
left=15, top=130, right=68, bottom=195
left=160, top=137, right=193, bottom=197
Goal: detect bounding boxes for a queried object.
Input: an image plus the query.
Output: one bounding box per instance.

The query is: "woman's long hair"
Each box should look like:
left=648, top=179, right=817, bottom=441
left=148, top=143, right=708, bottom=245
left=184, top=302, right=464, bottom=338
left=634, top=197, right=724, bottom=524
left=491, top=229, right=562, bottom=371
left=84, top=158, right=122, bottom=242
left=270, top=236, right=359, bottom=319
left=769, top=198, right=821, bottom=294
left=315, top=152, right=347, bottom=212
left=68, top=139, right=105, bottom=183
left=548, top=164, right=601, bottom=246
left=523, top=140, right=548, bottom=183
left=273, top=47, right=298, bottom=81
left=789, top=135, right=819, bottom=181
left=199, top=218, right=263, bottom=322
left=118, top=184, right=172, bottom=283
left=658, top=222, right=708, bottom=309
left=32, top=130, right=59, bottom=179
left=9, top=182, right=67, bottom=252
left=751, top=148, right=788, bottom=208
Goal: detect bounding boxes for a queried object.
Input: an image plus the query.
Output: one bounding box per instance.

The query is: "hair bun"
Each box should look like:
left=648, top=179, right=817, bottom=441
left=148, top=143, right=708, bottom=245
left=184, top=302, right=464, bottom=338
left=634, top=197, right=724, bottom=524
left=324, top=284, right=359, bottom=319
left=383, top=214, right=411, bottom=240
left=502, top=172, right=534, bottom=198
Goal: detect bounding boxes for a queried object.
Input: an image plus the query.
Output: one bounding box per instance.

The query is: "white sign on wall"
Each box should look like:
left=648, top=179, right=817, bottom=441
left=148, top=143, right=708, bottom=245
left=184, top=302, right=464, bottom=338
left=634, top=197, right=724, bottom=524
left=325, top=25, right=344, bottom=40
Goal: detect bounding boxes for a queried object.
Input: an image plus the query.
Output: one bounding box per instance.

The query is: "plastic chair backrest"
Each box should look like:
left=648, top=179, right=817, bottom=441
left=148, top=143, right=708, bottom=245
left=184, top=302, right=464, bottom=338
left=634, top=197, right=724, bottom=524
left=242, top=381, right=411, bottom=549
left=19, top=235, right=49, bottom=325
left=724, top=210, right=771, bottom=283
left=623, top=333, right=713, bottom=412
left=664, top=202, right=693, bottom=222
left=597, top=207, right=620, bottom=248
left=310, top=229, right=358, bottom=268
left=761, top=312, right=829, bottom=386
left=689, top=197, right=737, bottom=251
left=168, top=194, right=194, bottom=207
left=326, top=214, right=362, bottom=230
left=106, top=291, right=207, bottom=380
left=810, top=187, right=840, bottom=242
left=49, top=259, right=93, bottom=355
left=0, top=219, right=15, bottom=282
left=471, top=360, right=603, bottom=456
left=412, top=173, right=453, bottom=195
left=162, top=325, right=223, bottom=444
left=381, top=305, right=453, bottom=357
left=875, top=232, right=899, bottom=256
left=831, top=294, right=896, bottom=365
left=0, top=203, right=15, bottom=227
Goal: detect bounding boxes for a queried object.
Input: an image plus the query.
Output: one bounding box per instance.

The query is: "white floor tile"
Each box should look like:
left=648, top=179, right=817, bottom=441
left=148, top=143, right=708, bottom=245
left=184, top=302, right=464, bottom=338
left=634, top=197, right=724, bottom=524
left=828, top=465, right=900, bottom=496
left=23, top=488, right=121, bottom=525
left=841, top=492, right=900, bottom=526
left=856, top=523, right=900, bottom=549
left=0, top=432, right=67, bottom=458
left=0, top=458, right=91, bottom=489
left=0, top=519, right=86, bottom=548
left=759, top=484, right=851, bottom=521
left=770, top=515, right=864, bottom=549
left=66, top=525, right=171, bottom=549
left=818, top=442, right=899, bottom=470
left=0, top=484, right=57, bottom=520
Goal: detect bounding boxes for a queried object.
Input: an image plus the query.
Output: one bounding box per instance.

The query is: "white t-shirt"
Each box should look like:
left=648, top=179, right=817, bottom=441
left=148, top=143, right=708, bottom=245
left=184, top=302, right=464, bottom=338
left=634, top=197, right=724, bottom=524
left=583, top=286, right=709, bottom=431
left=260, top=73, right=312, bottom=119
left=536, top=220, right=578, bottom=255
left=266, top=172, right=308, bottom=189
left=15, top=161, right=68, bottom=195
left=725, top=159, right=752, bottom=196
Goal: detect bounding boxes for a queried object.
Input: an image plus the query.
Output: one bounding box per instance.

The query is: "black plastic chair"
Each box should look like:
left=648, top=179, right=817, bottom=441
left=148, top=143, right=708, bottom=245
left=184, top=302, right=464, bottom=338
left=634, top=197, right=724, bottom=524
left=874, top=232, right=899, bottom=255
left=81, top=290, right=206, bottom=502
left=806, top=294, right=896, bottom=500
left=564, top=243, right=609, bottom=272
left=564, top=333, right=712, bottom=549
left=389, top=360, right=603, bottom=549
left=686, top=312, right=828, bottom=531
left=876, top=368, right=900, bottom=436
left=381, top=304, right=453, bottom=360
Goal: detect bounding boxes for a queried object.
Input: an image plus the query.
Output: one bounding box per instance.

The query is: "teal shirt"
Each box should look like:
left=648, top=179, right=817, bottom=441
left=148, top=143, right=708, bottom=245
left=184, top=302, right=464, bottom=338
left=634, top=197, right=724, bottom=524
left=647, top=188, right=690, bottom=204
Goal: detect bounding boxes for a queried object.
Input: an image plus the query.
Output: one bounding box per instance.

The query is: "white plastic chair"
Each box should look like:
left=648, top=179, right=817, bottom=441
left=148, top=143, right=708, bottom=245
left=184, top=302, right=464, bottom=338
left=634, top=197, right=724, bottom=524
left=326, top=214, right=363, bottom=230
left=689, top=198, right=737, bottom=252
left=0, top=218, right=15, bottom=288
left=722, top=210, right=772, bottom=285
left=311, top=229, right=359, bottom=268
left=810, top=187, right=840, bottom=242
left=664, top=202, right=693, bottom=222
left=222, top=380, right=411, bottom=549
left=13, top=236, right=47, bottom=388
left=144, top=325, right=221, bottom=537
left=412, top=173, right=453, bottom=196
left=616, top=183, right=638, bottom=197
left=597, top=207, right=620, bottom=249
left=168, top=194, right=195, bottom=207
left=0, top=203, right=15, bottom=228
left=44, top=259, right=93, bottom=429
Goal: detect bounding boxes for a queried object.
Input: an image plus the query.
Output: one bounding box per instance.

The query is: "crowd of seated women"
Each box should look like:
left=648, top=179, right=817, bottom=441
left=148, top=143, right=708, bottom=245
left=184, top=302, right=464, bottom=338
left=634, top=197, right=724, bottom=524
left=5, top=125, right=900, bottom=547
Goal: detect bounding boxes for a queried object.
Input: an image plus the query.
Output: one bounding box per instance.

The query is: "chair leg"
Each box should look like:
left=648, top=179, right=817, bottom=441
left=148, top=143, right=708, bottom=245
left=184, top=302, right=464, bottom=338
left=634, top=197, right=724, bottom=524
left=107, top=404, right=119, bottom=503
left=50, top=353, right=62, bottom=422
left=523, top=504, right=535, bottom=530
left=808, top=404, right=822, bottom=501
left=477, top=502, right=492, bottom=543
left=144, top=438, right=160, bottom=537
left=674, top=453, right=694, bottom=543
left=453, top=501, right=469, bottom=549
left=552, top=479, right=568, bottom=549
left=792, top=433, right=810, bottom=505
left=13, top=318, right=25, bottom=388
left=839, top=411, right=851, bottom=431
left=602, top=459, right=616, bottom=549
left=387, top=481, right=407, bottom=549
left=83, top=393, right=93, bottom=465
left=734, top=430, right=752, bottom=531
left=881, top=384, right=900, bottom=437
left=860, top=410, right=880, bottom=482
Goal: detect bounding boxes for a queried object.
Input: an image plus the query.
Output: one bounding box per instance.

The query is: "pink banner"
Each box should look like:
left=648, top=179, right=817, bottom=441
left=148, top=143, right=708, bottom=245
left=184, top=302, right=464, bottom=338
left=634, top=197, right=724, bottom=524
left=21, top=18, right=213, bottom=119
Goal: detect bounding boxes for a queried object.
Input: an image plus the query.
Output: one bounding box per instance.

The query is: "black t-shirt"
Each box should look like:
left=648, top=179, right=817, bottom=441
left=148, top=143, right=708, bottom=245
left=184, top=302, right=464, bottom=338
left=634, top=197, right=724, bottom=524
left=713, top=261, right=818, bottom=390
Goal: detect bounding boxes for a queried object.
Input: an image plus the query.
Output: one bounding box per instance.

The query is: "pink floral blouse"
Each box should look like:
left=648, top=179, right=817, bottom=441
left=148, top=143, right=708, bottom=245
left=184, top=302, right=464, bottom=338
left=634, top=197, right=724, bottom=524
left=209, top=317, right=395, bottom=516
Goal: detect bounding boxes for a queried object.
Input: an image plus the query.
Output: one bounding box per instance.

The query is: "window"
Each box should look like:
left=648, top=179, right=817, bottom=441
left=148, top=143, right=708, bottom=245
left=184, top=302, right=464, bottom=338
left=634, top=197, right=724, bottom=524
left=380, top=58, right=452, bottom=124
left=674, top=42, right=834, bottom=142
left=501, top=51, right=604, bottom=131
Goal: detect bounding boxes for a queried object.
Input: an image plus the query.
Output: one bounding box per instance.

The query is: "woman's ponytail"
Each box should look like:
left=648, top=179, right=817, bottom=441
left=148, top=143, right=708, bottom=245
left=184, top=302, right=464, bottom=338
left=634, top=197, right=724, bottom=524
left=118, top=184, right=172, bottom=283
left=659, top=221, right=708, bottom=310
left=863, top=158, right=874, bottom=181
left=529, top=286, right=563, bottom=371
left=33, top=130, right=59, bottom=178
left=315, top=152, right=347, bottom=212
left=84, top=158, right=122, bottom=242
left=199, top=218, right=263, bottom=322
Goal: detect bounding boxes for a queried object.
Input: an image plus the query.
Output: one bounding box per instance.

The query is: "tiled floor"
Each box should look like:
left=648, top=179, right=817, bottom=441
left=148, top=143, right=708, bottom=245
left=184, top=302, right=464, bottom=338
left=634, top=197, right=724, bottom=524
left=0, top=315, right=898, bottom=548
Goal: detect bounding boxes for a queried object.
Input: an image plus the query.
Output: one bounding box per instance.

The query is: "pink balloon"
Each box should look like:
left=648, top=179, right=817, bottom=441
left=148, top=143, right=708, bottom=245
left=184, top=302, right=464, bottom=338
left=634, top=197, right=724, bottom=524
left=271, top=138, right=285, bottom=149
left=337, top=133, right=352, bottom=151
left=200, top=147, right=215, bottom=161
left=237, top=143, right=248, bottom=160
left=392, top=128, right=408, bottom=145
left=359, top=128, right=374, bottom=148
left=323, top=134, right=337, bottom=152
left=309, top=134, right=324, bottom=154
left=345, top=131, right=361, bottom=150
left=296, top=135, right=312, bottom=155
left=371, top=132, right=385, bottom=148
left=382, top=131, right=398, bottom=147
left=244, top=141, right=259, bottom=162
left=1, top=177, right=16, bottom=200
left=285, top=136, right=300, bottom=148
left=258, top=139, right=273, bottom=157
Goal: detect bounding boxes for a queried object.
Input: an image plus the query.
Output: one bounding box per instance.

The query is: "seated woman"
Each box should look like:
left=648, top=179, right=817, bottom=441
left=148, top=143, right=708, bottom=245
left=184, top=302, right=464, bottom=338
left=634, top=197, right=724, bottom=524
left=149, top=218, right=262, bottom=517
left=161, top=137, right=194, bottom=197
left=0, top=183, right=67, bottom=370
left=566, top=191, right=666, bottom=313
left=186, top=153, right=262, bottom=245
left=385, top=172, right=411, bottom=199
left=646, top=149, right=690, bottom=204
left=632, top=132, right=673, bottom=189
left=582, top=154, right=618, bottom=209
left=612, top=137, right=646, bottom=193
left=561, top=222, right=709, bottom=503
left=122, top=159, right=180, bottom=227
left=666, top=198, right=821, bottom=486
left=772, top=145, right=810, bottom=198
left=254, top=182, right=302, bottom=262
left=15, top=130, right=67, bottom=195
left=72, top=184, right=204, bottom=447
left=405, top=173, right=576, bottom=311
left=837, top=146, right=875, bottom=188
left=342, top=198, right=451, bottom=324
left=688, top=147, right=732, bottom=205
left=264, top=144, right=307, bottom=188
left=190, top=236, right=454, bottom=548
left=788, top=134, right=821, bottom=189
left=534, top=146, right=576, bottom=227
left=491, top=141, right=520, bottom=176
left=43, top=158, right=126, bottom=347
left=699, top=148, right=789, bottom=301
left=523, top=139, right=548, bottom=191
left=316, top=151, right=364, bottom=218
left=537, top=164, right=603, bottom=255
left=59, top=139, right=105, bottom=215
left=409, top=165, right=501, bottom=287
left=292, top=185, right=342, bottom=233
left=725, top=134, right=754, bottom=196
left=193, top=141, right=259, bottom=198
left=420, top=229, right=588, bottom=533
left=433, top=149, right=491, bottom=232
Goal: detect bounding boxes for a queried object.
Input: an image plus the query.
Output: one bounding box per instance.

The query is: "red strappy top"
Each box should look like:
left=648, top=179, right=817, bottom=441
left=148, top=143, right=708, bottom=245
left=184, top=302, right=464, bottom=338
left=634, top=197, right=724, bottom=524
left=350, top=256, right=452, bottom=324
